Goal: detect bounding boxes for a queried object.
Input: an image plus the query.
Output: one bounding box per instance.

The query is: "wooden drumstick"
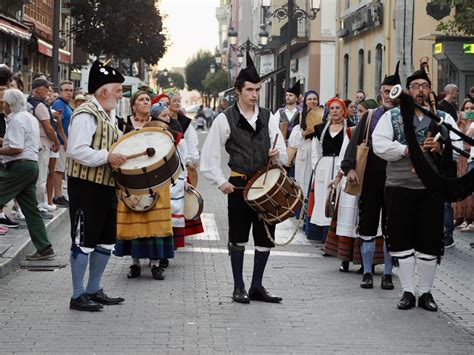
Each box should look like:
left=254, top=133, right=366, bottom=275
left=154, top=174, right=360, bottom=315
left=233, top=186, right=263, bottom=190
left=125, top=147, right=155, bottom=160
left=263, top=134, right=279, bottom=185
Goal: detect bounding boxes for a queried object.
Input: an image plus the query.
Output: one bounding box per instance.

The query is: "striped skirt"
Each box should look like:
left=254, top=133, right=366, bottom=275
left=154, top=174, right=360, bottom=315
left=171, top=174, right=186, bottom=248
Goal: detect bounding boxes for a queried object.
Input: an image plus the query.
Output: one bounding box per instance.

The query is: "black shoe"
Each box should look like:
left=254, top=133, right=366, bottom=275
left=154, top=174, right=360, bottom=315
left=339, top=261, right=349, bottom=272
left=25, top=246, right=56, bottom=260
left=70, top=294, right=103, bottom=312
left=53, top=196, right=69, bottom=207
left=418, top=292, right=438, bottom=312
left=232, top=287, right=250, bottom=303
left=127, top=264, right=141, bottom=278
left=397, top=291, right=416, bottom=310
left=86, top=288, right=124, bottom=305
left=248, top=287, right=282, bottom=303
left=151, top=265, right=165, bottom=280
left=0, top=215, right=19, bottom=228
left=360, top=273, right=373, bottom=289
left=159, top=259, right=169, bottom=269
left=381, top=274, right=394, bottom=290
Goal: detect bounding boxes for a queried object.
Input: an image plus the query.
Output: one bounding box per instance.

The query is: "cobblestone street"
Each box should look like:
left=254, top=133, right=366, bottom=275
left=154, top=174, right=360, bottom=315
left=0, top=129, right=473, bottom=354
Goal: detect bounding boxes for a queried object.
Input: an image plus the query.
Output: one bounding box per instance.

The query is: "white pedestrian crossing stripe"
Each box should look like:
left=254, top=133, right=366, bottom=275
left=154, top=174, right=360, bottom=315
left=192, top=213, right=220, bottom=240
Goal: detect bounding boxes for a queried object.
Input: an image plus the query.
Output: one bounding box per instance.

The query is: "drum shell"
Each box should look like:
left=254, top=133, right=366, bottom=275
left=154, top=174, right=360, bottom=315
left=243, top=166, right=303, bottom=224
left=183, top=187, right=204, bottom=220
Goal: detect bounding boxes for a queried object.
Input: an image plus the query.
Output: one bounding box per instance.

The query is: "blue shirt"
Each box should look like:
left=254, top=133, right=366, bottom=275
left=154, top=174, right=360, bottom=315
left=52, top=98, right=73, bottom=145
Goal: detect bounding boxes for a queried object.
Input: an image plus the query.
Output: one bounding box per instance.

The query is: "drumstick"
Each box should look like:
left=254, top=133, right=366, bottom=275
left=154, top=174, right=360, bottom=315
left=125, top=147, right=155, bottom=160
left=262, top=134, right=279, bottom=185
left=233, top=186, right=263, bottom=190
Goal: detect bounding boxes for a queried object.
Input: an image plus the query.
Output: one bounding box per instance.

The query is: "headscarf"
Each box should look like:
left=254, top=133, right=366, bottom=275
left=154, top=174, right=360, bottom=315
left=151, top=93, right=169, bottom=106
left=359, top=99, right=379, bottom=110
left=150, top=102, right=168, bottom=119
left=325, top=97, right=348, bottom=118
left=301, top=90, right=320, bottom=130
left=163, top=87, right=180, bottom=97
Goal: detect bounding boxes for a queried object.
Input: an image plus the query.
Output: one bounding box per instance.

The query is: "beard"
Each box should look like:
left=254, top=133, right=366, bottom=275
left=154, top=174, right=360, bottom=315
left=102, top=96, right=118, bottom=111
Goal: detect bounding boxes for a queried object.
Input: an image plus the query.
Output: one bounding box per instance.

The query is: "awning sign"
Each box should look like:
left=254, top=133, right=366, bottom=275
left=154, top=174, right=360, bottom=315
left=434, top=43, right=443, bottom=54
left=463, top=43, right=474, bottom=54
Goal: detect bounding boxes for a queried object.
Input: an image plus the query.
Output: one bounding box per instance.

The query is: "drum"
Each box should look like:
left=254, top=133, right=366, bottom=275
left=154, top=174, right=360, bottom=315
left=109, top=127, right=181, bottom=194
left=183, top=186, right=204, bottom=220
left=118, top=189, right=158, bottom=212
left=244, top=166, right=303, bottom=225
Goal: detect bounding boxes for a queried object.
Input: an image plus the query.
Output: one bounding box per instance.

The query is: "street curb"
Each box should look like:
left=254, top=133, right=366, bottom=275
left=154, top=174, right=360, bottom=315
left=0, top=208, right=69, bottom=278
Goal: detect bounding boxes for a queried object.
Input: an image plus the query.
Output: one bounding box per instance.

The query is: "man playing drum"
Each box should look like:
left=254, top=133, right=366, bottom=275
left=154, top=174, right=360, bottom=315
left=66, top=60, right=127, bottom=311
left=200, top=52, right=287, bottom=304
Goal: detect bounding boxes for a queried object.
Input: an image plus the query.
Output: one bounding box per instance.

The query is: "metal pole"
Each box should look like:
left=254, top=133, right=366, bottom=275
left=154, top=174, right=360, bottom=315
left=285, top=0, right=294, bottom=91
left=52, top=0, right=60, bottom=89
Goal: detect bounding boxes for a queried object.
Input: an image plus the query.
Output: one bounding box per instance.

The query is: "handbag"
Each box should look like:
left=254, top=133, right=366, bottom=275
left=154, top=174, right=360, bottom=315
left=344, top=109, right=374, bottom=196
left=325, top=182, right=337, bottom=218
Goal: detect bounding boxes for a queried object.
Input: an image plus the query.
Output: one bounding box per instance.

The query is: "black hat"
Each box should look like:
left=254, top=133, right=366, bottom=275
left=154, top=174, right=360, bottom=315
left=381, top=61, right=401, bottom=86
left=406, top=68, right=431, bottom=89
left=287, top=80, right=301, bottom=96
left=235, top=51, right=261, bottom=84
left=88, top=60, right=125, bottom=94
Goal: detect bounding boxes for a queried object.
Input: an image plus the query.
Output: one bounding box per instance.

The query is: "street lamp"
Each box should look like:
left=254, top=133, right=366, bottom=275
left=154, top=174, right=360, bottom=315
left=259, top=29, right=269, bottom=46
left=215, top=49, right=222, bottom=65
left=227, top=28, right=238, bottom=46
left=262, top=0, right=320, bottom=90
left=163, top=68, right=168, bottom=77
left=237, top=51, right=244, bottom=65
left=210, top=63, right=216, bottom=74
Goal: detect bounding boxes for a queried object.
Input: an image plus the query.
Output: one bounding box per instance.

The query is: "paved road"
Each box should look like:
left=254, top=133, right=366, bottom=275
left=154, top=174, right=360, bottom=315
left=0, top=128, right=473, bottom=354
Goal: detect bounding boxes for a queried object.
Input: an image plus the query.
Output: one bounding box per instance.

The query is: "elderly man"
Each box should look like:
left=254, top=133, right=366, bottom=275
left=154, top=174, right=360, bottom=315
left=27, top=78, right=60, bottom=216
left=66, top=60, right=127, bottom=312
left=438, top=84, right=459, bottom=122
left=0, top=89, right=55, bottom=259
left=372, top=68, right=458, bottom=312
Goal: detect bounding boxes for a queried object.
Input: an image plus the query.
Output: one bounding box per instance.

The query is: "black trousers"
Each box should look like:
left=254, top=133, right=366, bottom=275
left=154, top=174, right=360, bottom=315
left=358, top=169, right=386, bottom=237
left=68, top=177, right=118, bottom=249
left=384, top=186, right=444, bottom=256
left=228, top=176, right=275, bottom=248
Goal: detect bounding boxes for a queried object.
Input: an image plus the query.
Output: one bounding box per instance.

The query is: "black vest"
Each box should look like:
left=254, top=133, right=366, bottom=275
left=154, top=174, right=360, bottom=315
left=224, top=105, right=271, bottom=177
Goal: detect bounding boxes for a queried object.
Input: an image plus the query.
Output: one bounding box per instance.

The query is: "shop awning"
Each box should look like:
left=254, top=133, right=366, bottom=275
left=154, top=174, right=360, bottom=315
left=219, top=66, right=286, bottom=97
left=37, top=39, right=72, bottom=64
left=0, top=16, right=31, bottom=41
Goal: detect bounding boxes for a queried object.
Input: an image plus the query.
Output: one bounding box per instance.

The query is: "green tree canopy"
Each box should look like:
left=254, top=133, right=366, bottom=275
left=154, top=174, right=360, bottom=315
left=431, top=0, right=474, bottom=35
left=184, top=50, right=214, bottom=94
left=202, top=70, right=230, bottom=98
left=70, top=0, right=167, bottom=64
left=156, top=71, right=185, bottom=90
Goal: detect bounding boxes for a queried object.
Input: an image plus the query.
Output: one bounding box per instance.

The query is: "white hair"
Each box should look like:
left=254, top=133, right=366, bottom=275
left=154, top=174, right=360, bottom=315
left=3, top=88, right=26, bottom=113
left=94, top=83, right=116, bottom=98
left=444, top=84, right=458, bottom=93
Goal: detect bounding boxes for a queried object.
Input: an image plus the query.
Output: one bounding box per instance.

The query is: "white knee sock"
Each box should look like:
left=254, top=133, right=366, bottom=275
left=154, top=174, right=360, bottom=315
left=416, top=252, right=437, bottom=295
left=392, top=250, right=416, bottom=294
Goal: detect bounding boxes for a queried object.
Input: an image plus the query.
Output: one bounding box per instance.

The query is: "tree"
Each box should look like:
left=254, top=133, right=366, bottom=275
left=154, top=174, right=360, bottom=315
left=202, top=70, right=230, bottom=98
left=156, top=71, right=185, bottom=90
left=184, top=50, right=214, bottom=94
left=431, top=0, right=474, bottom=35
left=70, top=0, right=167, bottom=64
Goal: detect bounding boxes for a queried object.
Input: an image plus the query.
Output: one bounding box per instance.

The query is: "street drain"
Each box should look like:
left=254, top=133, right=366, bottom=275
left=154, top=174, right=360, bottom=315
left=19, top=260, right=68, bottom=272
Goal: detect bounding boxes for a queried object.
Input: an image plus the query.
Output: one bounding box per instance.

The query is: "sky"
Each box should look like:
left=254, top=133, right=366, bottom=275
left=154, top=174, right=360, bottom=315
left=157, top=0, right=220, bottom=70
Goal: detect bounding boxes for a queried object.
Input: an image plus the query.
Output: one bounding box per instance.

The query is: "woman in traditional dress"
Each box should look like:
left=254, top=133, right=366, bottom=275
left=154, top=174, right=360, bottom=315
left=307, top=98, right=353, bottom=243
left=114, top=91, right=175, bottom=280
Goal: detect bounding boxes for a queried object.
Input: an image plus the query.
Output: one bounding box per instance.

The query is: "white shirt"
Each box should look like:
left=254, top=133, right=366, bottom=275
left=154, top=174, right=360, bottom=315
left=67, top=97, right=116, bottom=167
left=273, top=106, right=299, bottom=123
left=2, top=111, right=40, bottom=163
left=373, top=109, right=463, bottom=162
left=27, top=99, right=53, bottom=148
left=184, top=123, right=200, bottom=164
left=200, top=104, right=288, bottom=187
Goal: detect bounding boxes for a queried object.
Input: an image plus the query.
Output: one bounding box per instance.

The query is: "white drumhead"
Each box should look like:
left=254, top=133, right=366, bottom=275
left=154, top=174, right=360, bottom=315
left=184, top=190, right=201, bottom=219
left=246, top=168, right=281, bottom=200
left=113, top=130, right=174, bottom=170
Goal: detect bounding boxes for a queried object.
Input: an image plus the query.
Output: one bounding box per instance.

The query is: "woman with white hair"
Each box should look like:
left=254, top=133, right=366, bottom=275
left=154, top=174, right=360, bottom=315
left=0, top=88, right=55, bottom=260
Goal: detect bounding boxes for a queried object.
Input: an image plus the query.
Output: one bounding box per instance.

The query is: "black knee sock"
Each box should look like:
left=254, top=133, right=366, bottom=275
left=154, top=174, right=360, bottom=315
left=251, top=250, right=270, bottom=289
left=229, top=249, right=245, bottom=289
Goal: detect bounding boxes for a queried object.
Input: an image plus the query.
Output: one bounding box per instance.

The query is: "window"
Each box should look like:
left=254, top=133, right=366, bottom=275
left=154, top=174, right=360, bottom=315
left=375, top=44, right=383, bottom=95
left=358, top=49, right=364, bottom=91
left=343, top=54, right=349, bottom=99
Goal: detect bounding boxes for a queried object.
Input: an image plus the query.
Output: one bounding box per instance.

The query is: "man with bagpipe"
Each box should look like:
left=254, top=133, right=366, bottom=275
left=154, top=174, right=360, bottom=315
left=372, top=67, right=473, bottom=312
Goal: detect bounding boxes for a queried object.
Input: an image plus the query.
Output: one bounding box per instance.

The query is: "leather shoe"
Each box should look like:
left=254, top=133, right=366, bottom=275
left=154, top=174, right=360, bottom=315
left=360, top=273, right=373, bottom=289
left=381, top=274, right=394, bottom=290
left=159, top=259, right=169, bottom=269
left=151, top=265, right=165, bottom=280
left=232, top=287, right=250, bottom=303
left=339, top=261, right=349, bottom=272
left=70, top=294, right=103, bottom=312
left=86, top=288, right=124, bottom=305
left=397, top=291, right=416, bottom=310
left=418, top=292, right=438, bottom=312
left=127, top=264, right=141, bottom=279
left=249, top=287, right=282, bottom=303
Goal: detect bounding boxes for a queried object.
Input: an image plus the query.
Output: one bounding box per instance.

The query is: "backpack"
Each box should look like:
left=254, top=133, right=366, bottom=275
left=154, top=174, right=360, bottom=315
left=27, top=95, right=58, bottom=131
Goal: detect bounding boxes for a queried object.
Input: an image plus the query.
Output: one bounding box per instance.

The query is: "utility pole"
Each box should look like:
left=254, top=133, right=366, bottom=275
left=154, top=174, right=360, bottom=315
left=285, top=0, right=294, bottom=91
left=52, top=0, right=61, bottom=89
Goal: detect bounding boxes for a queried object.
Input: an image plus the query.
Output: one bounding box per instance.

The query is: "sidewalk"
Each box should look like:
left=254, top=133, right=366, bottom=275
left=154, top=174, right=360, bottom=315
left=0, top=204, right=69, bottom=278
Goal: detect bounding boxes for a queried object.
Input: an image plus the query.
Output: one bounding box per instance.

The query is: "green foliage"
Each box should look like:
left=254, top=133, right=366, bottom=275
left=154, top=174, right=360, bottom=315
left=184, top=50, right=214, bottom=93
left=70, top=0, right=167, bottom=64
left=202, top=70, right=230, bottom=97
left=432, top=0, right=474, bottom=35
left=156, top=71, right=185, bottom=90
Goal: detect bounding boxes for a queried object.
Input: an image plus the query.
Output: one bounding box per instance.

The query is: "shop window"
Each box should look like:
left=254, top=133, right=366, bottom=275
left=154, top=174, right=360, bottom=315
left=375, top=44, right=383, bottom=94
left=358, top=49, right=364, bottom=91
left=343, top=54, right=349, bottom=99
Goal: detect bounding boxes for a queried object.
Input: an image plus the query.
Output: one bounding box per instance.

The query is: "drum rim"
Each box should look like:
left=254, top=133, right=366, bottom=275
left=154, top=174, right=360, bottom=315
left=243, top=165, right=286, bottom=202
left=117, top=189, right=159, bottom=212
left=183, top=186, right=204, bottom=220
left=110, top=127, right=176, bottom=175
